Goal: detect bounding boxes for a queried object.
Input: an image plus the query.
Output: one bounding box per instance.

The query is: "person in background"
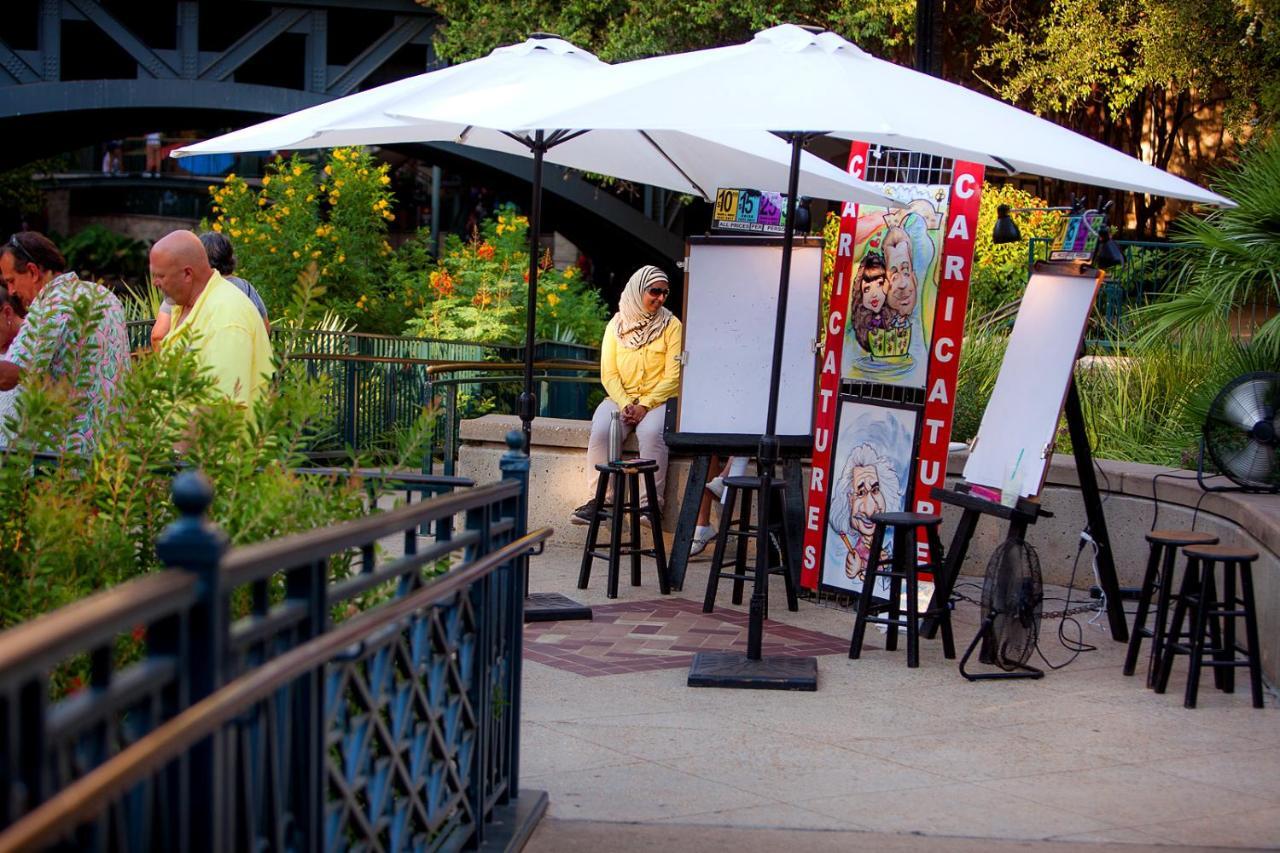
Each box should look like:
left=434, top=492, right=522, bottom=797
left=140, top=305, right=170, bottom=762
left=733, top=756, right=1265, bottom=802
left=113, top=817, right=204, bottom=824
left=151, top=231, right=269, bottom=348
left=101, top=141, right=123, bottom=175
left=0, top=232, right=129, bottom=454
left=150, top=230, right=273, bottom=406
left=572, top=265, right=681, bottom=525
left=144, top=131, right=163, bottom=177
left=0, top=285, right=25, bottom=448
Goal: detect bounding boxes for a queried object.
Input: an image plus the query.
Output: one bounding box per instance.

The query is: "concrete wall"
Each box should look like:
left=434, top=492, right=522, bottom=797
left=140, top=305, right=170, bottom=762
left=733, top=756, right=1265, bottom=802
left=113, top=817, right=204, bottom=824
left=459, top=413, right=1280, bottom=684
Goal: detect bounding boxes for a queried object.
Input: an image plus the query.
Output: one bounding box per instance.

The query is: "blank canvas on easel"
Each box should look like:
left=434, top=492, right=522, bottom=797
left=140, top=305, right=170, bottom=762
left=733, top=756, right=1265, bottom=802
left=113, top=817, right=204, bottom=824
left=963, top=264, right=1102, bottom=498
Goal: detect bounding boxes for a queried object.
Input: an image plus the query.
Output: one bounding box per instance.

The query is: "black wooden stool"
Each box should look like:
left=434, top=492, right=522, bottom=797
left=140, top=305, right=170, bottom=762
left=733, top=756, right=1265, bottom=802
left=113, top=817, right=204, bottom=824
left=577, top=460, right=670, bottom=599
left=1123, top=529, right=1218, bottom=687
left=702, top=475, right=798, bottom=616
left=849, top=512, right=955, bottom=668
left=1156, top=543, right=1265, bottom=709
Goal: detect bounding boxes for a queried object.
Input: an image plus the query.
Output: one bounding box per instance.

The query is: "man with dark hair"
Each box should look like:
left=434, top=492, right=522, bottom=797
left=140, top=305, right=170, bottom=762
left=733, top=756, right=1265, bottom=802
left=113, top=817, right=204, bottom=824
left=151, top=231, right=269, bottom=348
left=0, top=231, right=129, bottom=453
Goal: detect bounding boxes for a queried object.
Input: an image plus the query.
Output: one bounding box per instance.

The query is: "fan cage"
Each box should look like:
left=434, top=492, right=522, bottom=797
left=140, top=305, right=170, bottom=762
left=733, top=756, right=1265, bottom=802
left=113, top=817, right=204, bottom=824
left=1203, top=371, right=1280, bottom=493
left=981, top=538, right=1043, bottom=670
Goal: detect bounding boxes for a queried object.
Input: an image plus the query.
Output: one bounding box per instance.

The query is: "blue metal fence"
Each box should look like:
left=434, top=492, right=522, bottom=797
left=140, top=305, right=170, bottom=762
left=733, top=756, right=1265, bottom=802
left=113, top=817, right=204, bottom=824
left=0, top=434, right=547, bottom=852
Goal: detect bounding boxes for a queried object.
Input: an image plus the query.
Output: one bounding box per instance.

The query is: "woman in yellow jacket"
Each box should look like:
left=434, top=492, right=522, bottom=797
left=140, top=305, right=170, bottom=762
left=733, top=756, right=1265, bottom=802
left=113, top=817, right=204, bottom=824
left=572, top=265, right=681, bottom=524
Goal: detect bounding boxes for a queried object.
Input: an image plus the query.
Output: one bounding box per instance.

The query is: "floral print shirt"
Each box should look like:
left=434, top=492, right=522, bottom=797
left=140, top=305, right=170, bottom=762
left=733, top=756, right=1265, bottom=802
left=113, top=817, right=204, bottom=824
left=5, top=272, right=129, bottom=454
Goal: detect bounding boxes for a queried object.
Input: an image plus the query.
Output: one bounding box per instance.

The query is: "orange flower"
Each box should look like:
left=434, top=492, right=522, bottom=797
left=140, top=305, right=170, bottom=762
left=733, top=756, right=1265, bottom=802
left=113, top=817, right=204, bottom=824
left=476, top=242, right=495, bottom=261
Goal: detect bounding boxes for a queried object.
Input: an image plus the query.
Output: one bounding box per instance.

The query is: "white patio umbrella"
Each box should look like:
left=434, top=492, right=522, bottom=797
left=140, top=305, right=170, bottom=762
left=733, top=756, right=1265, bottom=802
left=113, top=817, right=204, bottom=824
left=514, top=24, right=1233, bottom=208
left=174, top=34, right=894, bottom=453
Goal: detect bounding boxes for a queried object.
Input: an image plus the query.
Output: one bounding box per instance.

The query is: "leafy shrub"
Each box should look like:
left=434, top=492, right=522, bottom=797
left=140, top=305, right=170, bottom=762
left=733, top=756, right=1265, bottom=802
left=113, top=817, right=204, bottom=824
left=403, top=204, right=608, bottom=345
left=0, top=294, right=435, bottom=633
left=1135, top=134, right=1280, bottom=357
left=969, top=183, right=1061, bottom=317
left=58, top=224, right=149, bottom=284
left=205, top=148, right=408, bottom=333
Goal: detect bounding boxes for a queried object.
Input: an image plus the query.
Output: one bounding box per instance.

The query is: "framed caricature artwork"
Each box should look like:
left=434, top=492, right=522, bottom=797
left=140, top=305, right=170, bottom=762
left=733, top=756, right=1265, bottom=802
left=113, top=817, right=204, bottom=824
left=821, top=397, right=920, bottom=597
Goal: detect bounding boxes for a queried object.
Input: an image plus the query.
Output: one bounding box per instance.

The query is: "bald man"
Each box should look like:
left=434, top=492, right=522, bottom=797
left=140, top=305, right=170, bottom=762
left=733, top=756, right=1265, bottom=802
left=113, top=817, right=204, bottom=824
left=151, top=230, right=273, bottom=406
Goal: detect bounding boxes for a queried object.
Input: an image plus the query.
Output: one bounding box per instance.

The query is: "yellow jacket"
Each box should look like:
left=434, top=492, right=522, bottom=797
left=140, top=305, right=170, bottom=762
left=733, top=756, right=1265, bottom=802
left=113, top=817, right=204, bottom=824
left=599, top=315, right=683, bottom=410
left=167, top=271, right=274, bottom=406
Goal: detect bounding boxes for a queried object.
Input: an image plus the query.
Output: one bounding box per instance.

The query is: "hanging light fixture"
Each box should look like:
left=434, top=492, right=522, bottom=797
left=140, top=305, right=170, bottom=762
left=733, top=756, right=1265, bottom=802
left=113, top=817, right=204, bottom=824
left=992, top=204, right=1022, bottom=244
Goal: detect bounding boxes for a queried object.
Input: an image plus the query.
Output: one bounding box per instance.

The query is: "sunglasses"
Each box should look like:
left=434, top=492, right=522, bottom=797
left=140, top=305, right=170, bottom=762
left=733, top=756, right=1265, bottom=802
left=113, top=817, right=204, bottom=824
left=646, top=286, right=670, bottom=297
left=6, top=235, right=34, bottom=269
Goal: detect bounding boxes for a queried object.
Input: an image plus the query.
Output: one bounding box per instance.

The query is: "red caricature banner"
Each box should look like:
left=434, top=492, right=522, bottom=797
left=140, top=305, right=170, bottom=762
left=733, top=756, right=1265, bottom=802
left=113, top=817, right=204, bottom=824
left=911, top=160, right=984, bottom=559
left=801, top=147, right=984, bottom=590
left=800, top=141, right=868, bottom=590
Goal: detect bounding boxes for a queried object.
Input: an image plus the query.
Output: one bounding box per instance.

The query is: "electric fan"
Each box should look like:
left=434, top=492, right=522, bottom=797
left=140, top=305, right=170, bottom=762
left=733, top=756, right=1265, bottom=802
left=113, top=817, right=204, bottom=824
left=1198, top=371, right=1280, bottom=493
left=960, top=537, right=1045, bottom=681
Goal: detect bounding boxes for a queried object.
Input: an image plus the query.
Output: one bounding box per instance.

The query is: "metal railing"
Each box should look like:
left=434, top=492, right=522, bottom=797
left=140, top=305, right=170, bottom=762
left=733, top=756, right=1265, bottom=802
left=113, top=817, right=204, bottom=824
left=0, top=433, right=546, bottom=852
left=127, top=322, right=602, bottom=457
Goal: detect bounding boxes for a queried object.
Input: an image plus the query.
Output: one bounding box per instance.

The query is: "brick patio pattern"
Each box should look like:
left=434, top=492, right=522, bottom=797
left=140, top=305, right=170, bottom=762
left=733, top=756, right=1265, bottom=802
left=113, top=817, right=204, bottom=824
left=523, top=598, right=849, bottom=676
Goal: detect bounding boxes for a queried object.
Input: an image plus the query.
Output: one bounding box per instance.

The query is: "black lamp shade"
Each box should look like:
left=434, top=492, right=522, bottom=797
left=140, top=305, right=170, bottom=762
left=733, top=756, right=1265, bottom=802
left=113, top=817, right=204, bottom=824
left=1093, top=229, right=1125, bottom=270
left=992, top=204, right=1022, bottom=244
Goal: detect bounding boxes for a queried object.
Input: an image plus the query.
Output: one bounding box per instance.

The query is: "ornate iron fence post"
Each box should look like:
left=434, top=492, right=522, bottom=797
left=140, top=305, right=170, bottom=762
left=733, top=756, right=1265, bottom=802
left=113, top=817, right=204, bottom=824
left=154, top=470, right=228, bottom=853
left=498, top=430, right=529, bottom=800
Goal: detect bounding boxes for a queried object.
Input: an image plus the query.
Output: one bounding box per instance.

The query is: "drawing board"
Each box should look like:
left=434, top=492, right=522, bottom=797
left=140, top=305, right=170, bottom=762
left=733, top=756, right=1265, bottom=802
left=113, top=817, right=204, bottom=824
left=671, top=236, right=822, bottom=444
left=963, top=262, right=1103, bottom=498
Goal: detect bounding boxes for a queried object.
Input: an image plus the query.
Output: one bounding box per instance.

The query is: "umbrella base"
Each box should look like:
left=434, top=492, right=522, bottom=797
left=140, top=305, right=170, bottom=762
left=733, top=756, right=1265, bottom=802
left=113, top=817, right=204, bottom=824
left=524, top=592, right=593, bottom=623
left=687, top=651, right=817, bottom=690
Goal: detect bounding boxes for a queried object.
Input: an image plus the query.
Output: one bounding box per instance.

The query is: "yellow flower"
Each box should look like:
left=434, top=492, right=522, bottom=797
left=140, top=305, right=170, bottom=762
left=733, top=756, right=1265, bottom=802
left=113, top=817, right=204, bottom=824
left=559, top=283, right=568, bottom=291
left=306, top=194, right=315, bottom=202
left=258, top=197, right=268, bottom=207
left=337, top=253, right=346, bottom=263
left=323, top=165, right=333, bottom=175
left=292, top=250, right=301, bottom=259
left=546, top=292, right=560, bottom=307
left=226, top=172, right=236, bottom=180
left=281, top=206, right=290, bottom=215
left=269, top=246, right=277, bottom=253
left=315, top=226, right=326, bottom=236
left=380, top=175, right=391, bottom=185
left=261, top=175, right=270, bottom=185
left=230, top=229, right=241, bottom=238
left=212, top=222, right=223, bottom=232
left=207, top=184, right=216, bottom=193
left=334, top=178, right=344, bottom=188
left=292, top=166, right=303, bottom=177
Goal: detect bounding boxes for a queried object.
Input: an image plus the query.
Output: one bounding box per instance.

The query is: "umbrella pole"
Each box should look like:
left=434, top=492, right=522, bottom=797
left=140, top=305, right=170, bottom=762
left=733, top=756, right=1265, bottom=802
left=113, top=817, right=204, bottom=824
left=520, top=131, right=543, bottom=454
left=687, top=133, right=817, bottom=690
left=520, top=128, right=592, bottom=623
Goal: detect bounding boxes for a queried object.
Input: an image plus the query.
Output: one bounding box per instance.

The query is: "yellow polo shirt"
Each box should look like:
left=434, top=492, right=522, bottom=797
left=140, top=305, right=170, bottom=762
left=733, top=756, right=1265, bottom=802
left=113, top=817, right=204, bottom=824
left=167, top=271, right=274, bottom=405
left=599, top=315, right=683, bottom=410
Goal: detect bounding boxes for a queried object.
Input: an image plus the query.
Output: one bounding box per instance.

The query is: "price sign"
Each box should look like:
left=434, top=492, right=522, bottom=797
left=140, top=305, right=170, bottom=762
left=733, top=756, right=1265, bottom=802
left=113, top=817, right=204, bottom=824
left=1050, top=211, right=1102, bottom=261
left=711, top=188, right=789, bottom=234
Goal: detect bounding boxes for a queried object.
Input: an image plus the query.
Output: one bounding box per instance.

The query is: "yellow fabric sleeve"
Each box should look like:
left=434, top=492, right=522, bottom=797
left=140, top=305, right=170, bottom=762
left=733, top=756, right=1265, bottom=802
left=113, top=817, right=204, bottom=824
left=599, top=319, right=631, bottom=408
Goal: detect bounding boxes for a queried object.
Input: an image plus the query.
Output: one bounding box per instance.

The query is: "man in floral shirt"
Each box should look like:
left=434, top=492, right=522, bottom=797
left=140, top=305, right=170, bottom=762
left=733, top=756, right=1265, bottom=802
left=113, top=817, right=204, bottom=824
left=0, top=231, right=129, bottom=454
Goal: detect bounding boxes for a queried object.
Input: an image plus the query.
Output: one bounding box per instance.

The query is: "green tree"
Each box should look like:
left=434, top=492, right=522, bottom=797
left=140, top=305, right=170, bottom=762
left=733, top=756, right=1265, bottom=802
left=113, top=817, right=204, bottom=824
left=979, top=0, right=1280, bottom=234
left=419, top=0, right=916, bottom=63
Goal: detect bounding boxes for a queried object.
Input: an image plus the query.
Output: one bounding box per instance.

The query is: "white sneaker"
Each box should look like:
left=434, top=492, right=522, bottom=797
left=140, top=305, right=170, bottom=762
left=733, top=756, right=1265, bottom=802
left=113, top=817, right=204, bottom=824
left=689, top=524, right=717, bottom=560
left=705, top=476, right=726, bottom=500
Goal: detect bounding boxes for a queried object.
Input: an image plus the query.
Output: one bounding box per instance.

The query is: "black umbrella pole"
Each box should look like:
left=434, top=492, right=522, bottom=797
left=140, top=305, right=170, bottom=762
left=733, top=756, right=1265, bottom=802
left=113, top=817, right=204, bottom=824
left=746, top=134, right=804, bottom=662
left=520, top=133, right=545, bottom=454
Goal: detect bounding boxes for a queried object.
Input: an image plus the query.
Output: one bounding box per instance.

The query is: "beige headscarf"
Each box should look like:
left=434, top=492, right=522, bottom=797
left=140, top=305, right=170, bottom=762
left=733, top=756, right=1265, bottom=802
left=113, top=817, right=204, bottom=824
left=613, top=265, right=672, bottom=350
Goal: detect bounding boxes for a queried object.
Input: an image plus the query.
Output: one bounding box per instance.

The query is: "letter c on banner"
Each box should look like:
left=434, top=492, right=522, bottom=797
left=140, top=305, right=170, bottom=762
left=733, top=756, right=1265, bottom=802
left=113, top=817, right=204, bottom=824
left=850, top=154, right=864, bottom=177
left=934, top=336, right=955, bottom=363
left=955, top=173, right=976, bottom=198
left=828, top=310, right=843, bottom=336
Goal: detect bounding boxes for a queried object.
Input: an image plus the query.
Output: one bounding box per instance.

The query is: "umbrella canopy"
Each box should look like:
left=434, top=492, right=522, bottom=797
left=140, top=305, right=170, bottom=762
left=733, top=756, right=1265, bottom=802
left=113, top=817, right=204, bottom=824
left=173, top=35, right=892, bottom=207
left=489, top=24, right=1231, bottom=208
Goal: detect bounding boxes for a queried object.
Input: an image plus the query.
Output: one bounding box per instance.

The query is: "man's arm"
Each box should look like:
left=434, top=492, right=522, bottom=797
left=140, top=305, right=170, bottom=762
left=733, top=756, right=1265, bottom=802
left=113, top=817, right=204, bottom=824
left=0, top=361, right=18, bottom=392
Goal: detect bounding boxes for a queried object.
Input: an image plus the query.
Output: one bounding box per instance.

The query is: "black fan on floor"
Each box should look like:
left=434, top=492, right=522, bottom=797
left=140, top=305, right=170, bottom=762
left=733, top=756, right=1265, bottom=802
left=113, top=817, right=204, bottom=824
left=960, top=537, right=1045, bottom=681
left=1198, top=372, right=1280, bottom=494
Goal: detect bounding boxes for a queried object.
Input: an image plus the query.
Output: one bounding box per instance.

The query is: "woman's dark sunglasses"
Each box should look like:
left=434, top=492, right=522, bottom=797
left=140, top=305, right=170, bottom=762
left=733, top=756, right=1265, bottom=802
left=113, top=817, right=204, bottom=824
left=646, top=286, right=669, bottom=297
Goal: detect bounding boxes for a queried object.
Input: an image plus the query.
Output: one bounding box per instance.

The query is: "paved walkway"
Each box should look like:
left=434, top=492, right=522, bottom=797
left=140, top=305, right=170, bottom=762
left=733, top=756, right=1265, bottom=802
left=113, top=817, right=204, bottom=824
left=520, top=542, right=1280, bottom=851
